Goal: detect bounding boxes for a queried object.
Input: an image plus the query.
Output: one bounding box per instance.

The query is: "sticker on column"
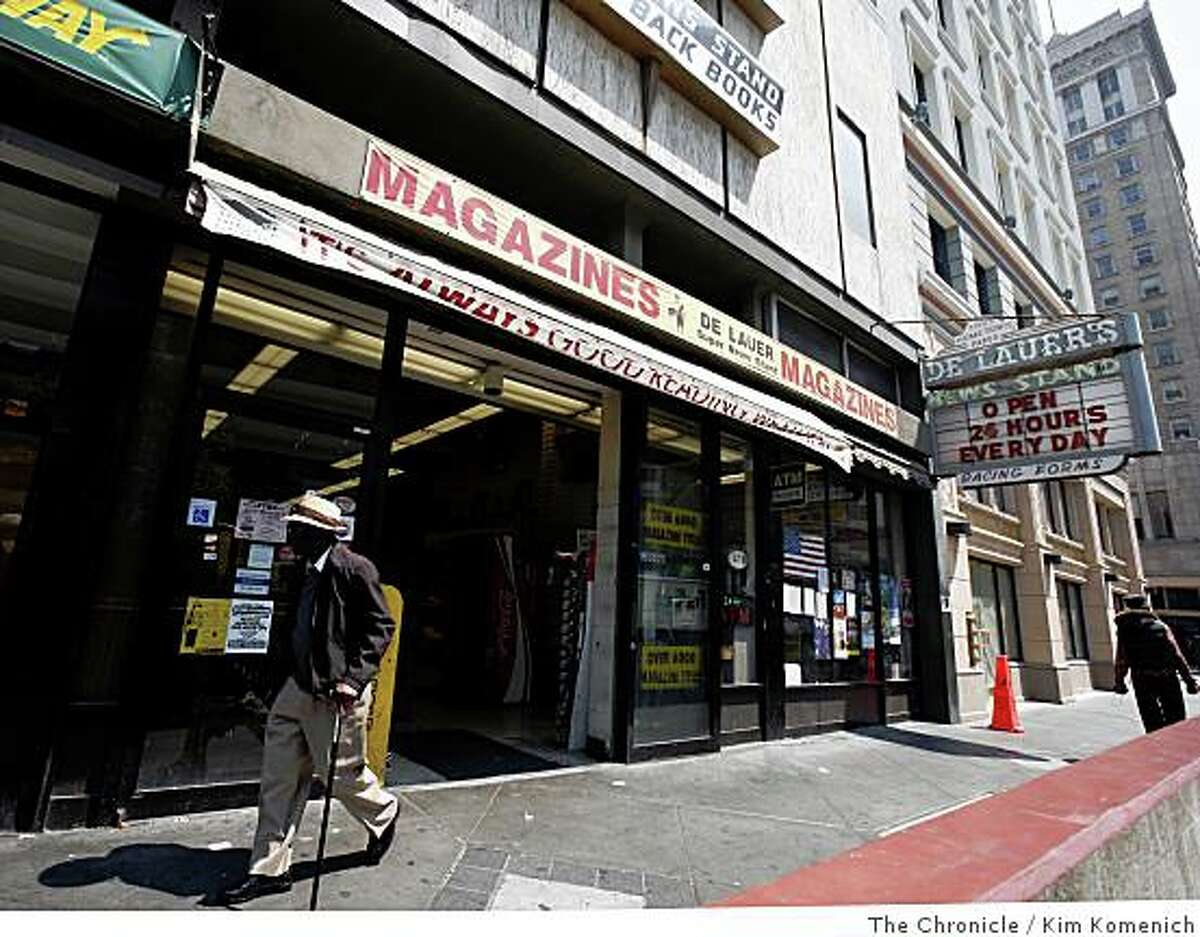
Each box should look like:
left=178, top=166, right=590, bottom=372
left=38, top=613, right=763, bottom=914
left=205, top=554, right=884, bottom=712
left=187, top=498, right=217, bottom=528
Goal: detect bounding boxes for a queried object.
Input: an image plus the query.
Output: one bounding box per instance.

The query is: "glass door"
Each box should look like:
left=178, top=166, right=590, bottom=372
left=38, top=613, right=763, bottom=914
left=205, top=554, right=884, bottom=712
left=631, top=410, right=715, bottom=750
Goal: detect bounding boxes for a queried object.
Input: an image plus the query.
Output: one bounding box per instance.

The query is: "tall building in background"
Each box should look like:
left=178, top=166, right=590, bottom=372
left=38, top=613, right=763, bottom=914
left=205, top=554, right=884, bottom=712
left=1050, top=5, right=1200, bottom=652
left=888, top=0, right=1142, bottom=719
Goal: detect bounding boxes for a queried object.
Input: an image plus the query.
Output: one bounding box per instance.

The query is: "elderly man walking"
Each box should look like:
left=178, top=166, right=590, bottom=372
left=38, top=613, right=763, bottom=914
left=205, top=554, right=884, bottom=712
left=220, top=493, right=399, bottom=905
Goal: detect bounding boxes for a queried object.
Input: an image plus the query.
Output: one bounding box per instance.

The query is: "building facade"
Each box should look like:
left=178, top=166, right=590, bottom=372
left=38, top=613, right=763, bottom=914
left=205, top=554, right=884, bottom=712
left=887, top=0, right=1145, bottom=719
left=0, top=0, right=1152, bottom=832
left=1, top=0, right=954, bottom=831
left=1049, top=5, right=1200, bottom=662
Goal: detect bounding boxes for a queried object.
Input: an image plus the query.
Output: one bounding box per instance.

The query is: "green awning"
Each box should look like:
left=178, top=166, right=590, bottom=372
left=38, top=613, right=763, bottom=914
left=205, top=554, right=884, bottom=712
left=0, top=0, right=200, bottom=119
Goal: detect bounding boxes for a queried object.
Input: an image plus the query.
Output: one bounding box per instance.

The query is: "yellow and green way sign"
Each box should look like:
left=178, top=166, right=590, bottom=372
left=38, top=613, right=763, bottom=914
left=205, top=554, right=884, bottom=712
left=1, top=0, right=199, bottom=118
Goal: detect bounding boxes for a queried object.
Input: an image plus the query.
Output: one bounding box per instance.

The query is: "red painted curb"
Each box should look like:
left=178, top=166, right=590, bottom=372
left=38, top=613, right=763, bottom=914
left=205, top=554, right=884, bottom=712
left=714, top=717, right=1200, bottom=906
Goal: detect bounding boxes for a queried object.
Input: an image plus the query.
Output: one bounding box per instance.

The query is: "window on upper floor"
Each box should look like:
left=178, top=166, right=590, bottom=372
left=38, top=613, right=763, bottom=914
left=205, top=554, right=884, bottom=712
left=1094, top=254, right=1117, bottom=278
left=1016, top=301, right=1037, bottom=330
left=834, top=113, right=876, bottom=248
left=1163, top=379, right=1187, bottom=403
left=975, top=261, right=999, bottom=316
left=1116, top=154, right=1139, bottom=178
left=913, top=63, right=929, bottom=108
left=1134, top=244, right=1157, bottom=269
left=1088, top=226, right=1110, bottom=248
left=929, top=216, right=954, bottom=286
left=776, top=300, right=844, bottom=375
left=1108, top=125, right=1130, bottom=149
left=1077, top=170, right=1101, bottom=194
left=1119, top=183, right=1144, bottom=207
left=1071, top=140, right=1094, bottom=163
left=1083, top=198, right=1105, bottom=221
left=847, top=345, right=897, bottom=403
left=1146, top=308, right=1172, bottom=332
left=1003, top=79, right=1022, bottom=141
left=1098, top=67, right=1125, bottom=120
left=1042, top=480, right=1075, bottom=539
left=1153, top=339, right=1179, bottom=367
left=954, top=113, right=972, bottom=175
left=1068, top=115, right=1088, bottom=136
left=1128, top=213, right=1148, bottom=237
left=1170, top=418, right=1194, bottom=441
left=1140, top=274, right=1164, bottom=299
left=1146, top=490, right=1176, bottom=539
left=1098, top=67, right=1121, bottom=98
left=1099, top=287, right=1121, bottom=309
left=936, top=0, right=951, bottom=33
left=1062, top=85, right=1084, bottom=115
left=974, top=34, right=994, bottom=97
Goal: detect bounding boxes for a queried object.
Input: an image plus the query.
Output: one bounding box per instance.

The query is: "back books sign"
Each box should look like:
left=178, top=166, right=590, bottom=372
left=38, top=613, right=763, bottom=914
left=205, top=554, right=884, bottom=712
left=924, top=314, right=1160, bottom=487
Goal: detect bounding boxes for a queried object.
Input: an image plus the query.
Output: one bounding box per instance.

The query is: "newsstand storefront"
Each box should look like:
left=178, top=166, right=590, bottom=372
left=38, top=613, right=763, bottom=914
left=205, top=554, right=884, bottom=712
left=1, top=21, right=943, bottom=829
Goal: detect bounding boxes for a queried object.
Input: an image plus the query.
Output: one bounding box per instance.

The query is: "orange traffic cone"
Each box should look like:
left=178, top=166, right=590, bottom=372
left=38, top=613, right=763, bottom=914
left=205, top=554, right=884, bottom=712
left=989, top=654, right=1024, bottom=733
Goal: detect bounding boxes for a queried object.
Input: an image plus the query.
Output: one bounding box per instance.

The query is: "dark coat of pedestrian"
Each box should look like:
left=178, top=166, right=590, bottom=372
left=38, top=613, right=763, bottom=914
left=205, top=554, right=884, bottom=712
left=1114, top=594, right=1197, bottom=733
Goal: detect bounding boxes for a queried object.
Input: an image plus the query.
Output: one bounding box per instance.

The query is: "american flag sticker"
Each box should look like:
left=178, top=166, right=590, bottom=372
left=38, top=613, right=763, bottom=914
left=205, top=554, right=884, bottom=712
left=783, top=525, right=827, bottom=579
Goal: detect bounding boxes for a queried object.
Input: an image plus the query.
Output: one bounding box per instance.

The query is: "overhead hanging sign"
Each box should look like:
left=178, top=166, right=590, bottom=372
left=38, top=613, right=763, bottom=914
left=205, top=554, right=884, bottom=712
left=563, top=0, right=784, bottom=155
left=925, top=314, right=1161, bottom=487
left=359, top=140, right=919, bottom=448
left=192, top=164, right=859, bottom=473
left=0, top=0, right=199, bottom=118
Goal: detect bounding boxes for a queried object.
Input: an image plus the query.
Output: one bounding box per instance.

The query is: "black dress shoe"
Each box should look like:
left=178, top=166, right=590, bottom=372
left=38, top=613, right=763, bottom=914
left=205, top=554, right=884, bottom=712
left=218, top=872, right=293, bottom=905
left=365, top=815, right=397, bottom=866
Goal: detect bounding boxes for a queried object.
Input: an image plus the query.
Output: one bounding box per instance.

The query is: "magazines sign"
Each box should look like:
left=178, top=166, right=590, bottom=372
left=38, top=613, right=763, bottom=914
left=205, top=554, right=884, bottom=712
left=359, top=140, right=918, bottom=447
left=925, top=314, right=1161, bottom=487
left=194, top=164, right=858, bottom=471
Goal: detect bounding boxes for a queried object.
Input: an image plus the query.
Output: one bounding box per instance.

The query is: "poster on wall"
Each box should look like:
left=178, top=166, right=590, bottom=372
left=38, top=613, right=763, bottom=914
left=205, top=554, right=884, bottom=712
left=862, top=611, right=875, bottom=650
left=235, top=498, right=288, bottom=544
left=225, top=599, right=273, bottom=654
left=813, top=616, right=832, bottom=659
left=832, top=590, right=848, bottom=661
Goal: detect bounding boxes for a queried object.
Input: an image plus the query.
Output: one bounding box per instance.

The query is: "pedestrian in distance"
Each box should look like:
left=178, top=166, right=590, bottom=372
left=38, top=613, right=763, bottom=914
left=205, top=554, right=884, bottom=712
left=1114, top=593, right=1198, bottom=734
left=219, top=493, right=399, bottom=905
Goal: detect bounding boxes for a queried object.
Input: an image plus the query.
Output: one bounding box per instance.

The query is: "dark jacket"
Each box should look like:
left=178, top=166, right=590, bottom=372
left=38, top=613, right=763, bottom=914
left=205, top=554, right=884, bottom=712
left=1114, top=609, right=1195, bottom=689
left=295, top=544, right=395, bottom=697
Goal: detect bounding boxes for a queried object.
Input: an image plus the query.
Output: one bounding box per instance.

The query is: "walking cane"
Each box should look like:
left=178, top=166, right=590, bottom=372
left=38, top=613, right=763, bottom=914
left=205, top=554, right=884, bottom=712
left=309, top=698, right=343, bottom=911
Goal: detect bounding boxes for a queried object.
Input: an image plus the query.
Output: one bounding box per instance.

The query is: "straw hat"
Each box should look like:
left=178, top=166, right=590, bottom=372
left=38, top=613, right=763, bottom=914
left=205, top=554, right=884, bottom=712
left=286, top=493, right=349, bottom=534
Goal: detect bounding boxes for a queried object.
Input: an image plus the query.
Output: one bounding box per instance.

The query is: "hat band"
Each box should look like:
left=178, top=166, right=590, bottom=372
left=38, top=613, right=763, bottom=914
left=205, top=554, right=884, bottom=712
left=291, top=502, right=343, bottom=529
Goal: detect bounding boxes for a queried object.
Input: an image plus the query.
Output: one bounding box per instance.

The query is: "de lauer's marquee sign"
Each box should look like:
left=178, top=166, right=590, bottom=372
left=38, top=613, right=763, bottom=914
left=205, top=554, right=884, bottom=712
left=923, top=314, right=1161, bottom=487
left=564, top=0, right=784, bottom=155
left=360, top=139, right=920, bottom=447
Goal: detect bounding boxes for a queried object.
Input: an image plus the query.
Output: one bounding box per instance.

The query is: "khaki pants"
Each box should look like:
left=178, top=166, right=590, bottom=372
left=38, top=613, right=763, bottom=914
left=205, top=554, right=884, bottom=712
left=249, top=677, right=398, bottom=877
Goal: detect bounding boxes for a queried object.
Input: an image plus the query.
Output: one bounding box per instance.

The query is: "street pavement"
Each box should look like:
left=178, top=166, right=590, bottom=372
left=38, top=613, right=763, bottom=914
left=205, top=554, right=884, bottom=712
left=2, top=691, right=1196, bottom=911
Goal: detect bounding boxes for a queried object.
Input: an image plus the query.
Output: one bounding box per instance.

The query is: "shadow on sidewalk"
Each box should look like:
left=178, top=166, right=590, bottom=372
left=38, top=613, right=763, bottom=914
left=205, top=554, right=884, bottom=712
left=849, top=725, right=1052, bottom=762
left=37, top=843, right=366, bottom=906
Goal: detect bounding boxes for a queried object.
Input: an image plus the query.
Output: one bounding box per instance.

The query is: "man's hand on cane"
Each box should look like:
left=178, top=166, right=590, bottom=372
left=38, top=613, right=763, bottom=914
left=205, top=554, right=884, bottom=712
left=332, top=682, right=359, bottom=713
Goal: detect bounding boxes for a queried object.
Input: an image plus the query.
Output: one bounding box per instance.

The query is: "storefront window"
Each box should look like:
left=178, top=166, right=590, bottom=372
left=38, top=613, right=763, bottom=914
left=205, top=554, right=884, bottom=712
left=633, top=412, right=711, bottom=747
left=139, top=257, right=385, bottom=790
left=826, top=478, right=873, bottom=683
left=877, top=491, right=916, bottom=680
left=719, top=436, right=756, bottom=686
left=0, top=182, right=98, bottom=607
left=969, top=559, right=1022, bottom=677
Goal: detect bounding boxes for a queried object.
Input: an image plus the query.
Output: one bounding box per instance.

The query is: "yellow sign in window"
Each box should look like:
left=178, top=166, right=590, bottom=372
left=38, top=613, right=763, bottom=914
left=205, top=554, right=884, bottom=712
left=640, top=644, right=703, bottom=691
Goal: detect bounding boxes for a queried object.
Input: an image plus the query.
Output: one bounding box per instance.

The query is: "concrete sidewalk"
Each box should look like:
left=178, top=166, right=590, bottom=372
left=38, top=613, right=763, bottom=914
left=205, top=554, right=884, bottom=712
left=2, top=691, right=1196, bottom=911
